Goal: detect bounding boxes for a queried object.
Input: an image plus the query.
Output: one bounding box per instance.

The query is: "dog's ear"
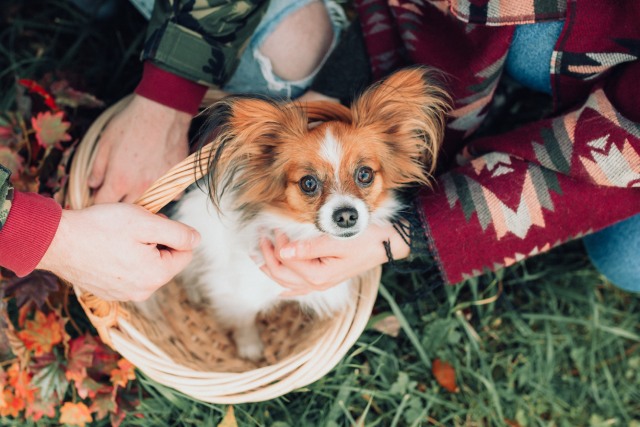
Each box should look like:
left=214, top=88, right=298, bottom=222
left=351, top=67, right=451, bottom=186
left=197, top=96, right=307, bottom=209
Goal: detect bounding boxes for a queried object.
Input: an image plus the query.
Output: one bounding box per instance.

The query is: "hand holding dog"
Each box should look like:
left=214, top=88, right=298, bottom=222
left=88, top=95, right=191, bottom=203
left=259, top=224, right=410, bottom=297
left=37, top=204, right=200, bottom=302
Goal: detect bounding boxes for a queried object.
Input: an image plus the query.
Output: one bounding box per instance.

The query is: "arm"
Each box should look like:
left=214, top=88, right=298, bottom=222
left=89, top=0, right=269, bottom=203
left=259, top=61, right=640, bottom=290
left=1, top=164, right=201, bottom=301
left=417, top=63, right=640, bottom=284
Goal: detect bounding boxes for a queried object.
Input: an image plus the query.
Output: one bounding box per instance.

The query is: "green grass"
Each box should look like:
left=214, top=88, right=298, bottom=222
left=1, top=1, right=639, bottom=426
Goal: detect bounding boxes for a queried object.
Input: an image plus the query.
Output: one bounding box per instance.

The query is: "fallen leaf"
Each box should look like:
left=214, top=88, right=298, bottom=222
left=31, top=111, right=71, bottom=149
left=59, top=401, right=92, bottom=427
left=6, top=271, right=59, bottom=308
left=25, top=395, right=57, bottom=422
left=17, top=310, right=63, bottom=356
left=371, top=314, right=401, bottom=337
left=432, top=358, right=459, bottom=393
left=66, top=335, right=98, bottom=387
left=218, top=405, right=238, bottom=427
left=89, top=391, right=117, bottom=420
left=110, top=358, right=136, bottom=389
left=50, top=80, right=105, bottom=109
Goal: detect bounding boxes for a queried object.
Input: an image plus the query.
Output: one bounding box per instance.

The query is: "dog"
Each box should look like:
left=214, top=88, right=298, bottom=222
left=144, top=67, right=449, bottom=361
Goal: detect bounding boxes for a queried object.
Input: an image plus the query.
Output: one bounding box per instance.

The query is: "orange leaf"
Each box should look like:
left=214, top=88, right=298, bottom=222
left=110, top=359, right=136, bottom=389
left=17, top=311, right=63, bottom=356
left=217, top=405, right=238, bottom=427
left=0, top=390, right=25, bottom=418
left=432, top=358, right=459, bottom=393
left=59, top=402, right=92, bottom=427
left=31, top=111, right=71, bottom=148
left=7, top=362, right=36, bottom=404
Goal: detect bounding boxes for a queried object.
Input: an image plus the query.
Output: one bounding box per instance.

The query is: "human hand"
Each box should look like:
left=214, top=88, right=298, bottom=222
left=37, top=204, right=201, bottom=302
left=258, top=223, right=410, bottom=297
left=88, top=94, right=191, bottom=203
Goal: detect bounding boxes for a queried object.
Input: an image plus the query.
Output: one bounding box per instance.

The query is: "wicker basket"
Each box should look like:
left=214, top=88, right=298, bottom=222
left=64, top=96, right=381, bottom=404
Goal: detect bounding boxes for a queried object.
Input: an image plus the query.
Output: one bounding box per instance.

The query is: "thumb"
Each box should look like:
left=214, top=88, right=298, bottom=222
left=157, top=248, right=194, bottom=278
left=144, top=215, right=201, bottom=251
left=88, top=144, right=108, bottom=189
left=279, top=235, right=335, bottom=260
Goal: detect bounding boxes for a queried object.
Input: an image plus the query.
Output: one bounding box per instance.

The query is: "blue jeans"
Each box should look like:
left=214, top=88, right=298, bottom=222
left=583, top=214, right=640, bottom=292
left=223, top=0, right=347, bottom=99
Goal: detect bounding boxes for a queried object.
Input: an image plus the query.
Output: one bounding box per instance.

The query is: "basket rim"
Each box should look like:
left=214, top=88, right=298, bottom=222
left=65, top=95, right=381, bottom=404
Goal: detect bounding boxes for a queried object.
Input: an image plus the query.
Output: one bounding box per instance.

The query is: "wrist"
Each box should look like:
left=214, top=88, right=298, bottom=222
left=37, top=209, right=73, bottom=275
left=134, top=62, right=208, bottom=115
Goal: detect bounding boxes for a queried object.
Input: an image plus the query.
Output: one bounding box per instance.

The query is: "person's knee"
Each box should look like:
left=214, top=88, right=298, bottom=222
left=583, top=214, right=640, bottom=292
left=259, top=1, right=334, bottom=81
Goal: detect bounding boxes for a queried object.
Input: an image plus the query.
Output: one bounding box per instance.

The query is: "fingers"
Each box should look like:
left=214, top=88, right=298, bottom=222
left=144, top=215, right=201, bottom=251
left=157, top=247, right=194, bottom=277
left=258, top=237, right=310, bottom=291
left=278, top=234, right=337, bottom=261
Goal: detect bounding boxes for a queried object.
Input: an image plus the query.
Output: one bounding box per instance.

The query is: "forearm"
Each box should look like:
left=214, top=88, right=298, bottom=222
left=415, top=69, right=640, bottom=285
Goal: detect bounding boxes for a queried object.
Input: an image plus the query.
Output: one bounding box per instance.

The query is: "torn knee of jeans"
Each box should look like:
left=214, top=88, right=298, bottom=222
left=257, top=1, right=335, bottom=83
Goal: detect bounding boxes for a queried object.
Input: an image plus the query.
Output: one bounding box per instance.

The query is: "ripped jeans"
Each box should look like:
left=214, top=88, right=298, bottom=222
left=223, top=0, right=347, bottom=99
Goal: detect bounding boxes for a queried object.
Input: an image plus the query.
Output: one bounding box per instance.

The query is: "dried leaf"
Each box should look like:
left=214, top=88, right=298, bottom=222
left=218, top=405, right=238, bottom=427
left=31, top=111, right=71, bottom=149
left=89, top=391, right=117, bottom=420
left=66, top=335, right=98, bottom=386
left=50, top=80, right=105, bottom=109
left=110, top=358, right=136, bottom=389
left=25, top=395, right=57, bottom=422
left=371, top=314, right=401, bottom=337
left=432, top=358, right=459, bottom=393
left=16, top=310, right=63, bottom=356
left=6, top=270, right=59, bottom=308
left=59, top=401, right=92, bottom=427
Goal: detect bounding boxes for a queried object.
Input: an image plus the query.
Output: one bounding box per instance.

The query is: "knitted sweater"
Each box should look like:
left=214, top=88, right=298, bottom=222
left=352, top=0, right=640, bottom=284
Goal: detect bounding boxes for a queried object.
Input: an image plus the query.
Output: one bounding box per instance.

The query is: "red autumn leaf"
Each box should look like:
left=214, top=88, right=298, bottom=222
left=17, top=311, right=64, bottom=356
left=110, top=359, right=136, bottom=389
left=432, top=358, right=459, bottom=393
left=92, top=339, right=120, bottom=376
left=66, top=335, right=98, bottom=386
left=18, top=78, right=59, bottom=111
left=31, top=111, right=71, bottom=149
left=59, top=401, right=93, bottom=427
left=89, top=391, right=117, bottom=421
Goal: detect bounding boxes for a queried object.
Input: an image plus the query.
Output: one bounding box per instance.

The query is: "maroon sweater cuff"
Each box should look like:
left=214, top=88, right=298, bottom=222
left=0, top=191, right=62, bottom=277
left=134, top=62, right=208, bottom=115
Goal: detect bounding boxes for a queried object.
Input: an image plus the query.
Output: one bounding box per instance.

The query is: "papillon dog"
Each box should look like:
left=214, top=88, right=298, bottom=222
left=145, top=67, right=449, bottom=361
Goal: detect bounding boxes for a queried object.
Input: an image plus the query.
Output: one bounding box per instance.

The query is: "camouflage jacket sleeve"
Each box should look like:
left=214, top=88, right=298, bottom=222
left=0, top=165, right=14, bottom=231
left=141, top=0, right=269, bottom=88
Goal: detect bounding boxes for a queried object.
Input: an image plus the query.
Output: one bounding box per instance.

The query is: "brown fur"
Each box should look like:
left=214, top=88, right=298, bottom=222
left=201, top=67, right=451, bottom=223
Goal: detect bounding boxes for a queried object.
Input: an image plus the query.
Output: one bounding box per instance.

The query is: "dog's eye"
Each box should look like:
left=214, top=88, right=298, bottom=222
left=299, top=175, right=319, bottom=195
left=356, top=166, right=374, bottom=187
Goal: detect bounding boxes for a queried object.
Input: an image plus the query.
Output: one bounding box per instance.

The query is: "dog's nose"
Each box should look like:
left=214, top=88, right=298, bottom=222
left=333, top=207, right=358, bottom=228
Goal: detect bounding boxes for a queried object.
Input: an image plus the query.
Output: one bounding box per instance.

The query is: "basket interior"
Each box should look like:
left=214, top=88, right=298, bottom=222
left=122, top=278, right=335, bottom=372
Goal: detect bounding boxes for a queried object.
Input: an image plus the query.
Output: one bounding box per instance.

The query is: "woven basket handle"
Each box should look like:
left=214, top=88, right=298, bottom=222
left=133, top=100, right=352, bottom=212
